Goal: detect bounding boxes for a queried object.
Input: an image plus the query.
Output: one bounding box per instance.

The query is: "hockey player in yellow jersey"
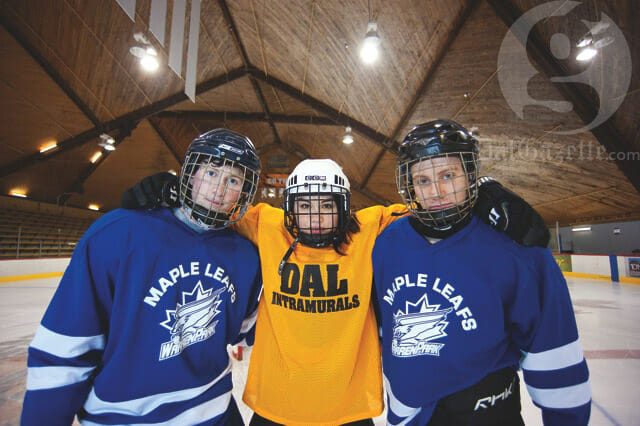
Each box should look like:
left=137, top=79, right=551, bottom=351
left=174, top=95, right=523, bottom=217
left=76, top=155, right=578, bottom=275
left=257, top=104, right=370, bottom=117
left=238, top=159, right=399, bottom=425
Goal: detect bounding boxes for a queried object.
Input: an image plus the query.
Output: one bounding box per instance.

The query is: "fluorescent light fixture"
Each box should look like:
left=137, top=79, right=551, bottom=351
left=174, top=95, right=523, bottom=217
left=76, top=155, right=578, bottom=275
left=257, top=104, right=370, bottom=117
left=40, top=142, right=58, bottom=153
left=88, top=204, right=100, bottom=211
left=342, top=126, right=354, bottom=144
left=360, top=22, right=381, bottom=64
left=572, top=226, right=591, bottom=232
left=576, top=47, right=597, bottom=61
left=90, top=151, right=103, bottom=163
left=9, top=189, right=27, bottom=198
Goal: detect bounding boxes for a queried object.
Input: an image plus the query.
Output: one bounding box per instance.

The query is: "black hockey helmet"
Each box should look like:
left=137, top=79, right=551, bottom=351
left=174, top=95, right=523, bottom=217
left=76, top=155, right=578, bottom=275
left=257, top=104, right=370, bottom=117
left=396, top=119, right=479, bottom=231
left=179, top=128, right=261, bottom=230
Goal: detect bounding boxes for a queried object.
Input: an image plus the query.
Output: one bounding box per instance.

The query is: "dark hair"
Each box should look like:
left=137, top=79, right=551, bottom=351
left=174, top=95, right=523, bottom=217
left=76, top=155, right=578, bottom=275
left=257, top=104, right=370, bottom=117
left=332, top=213, right=361, bottom=255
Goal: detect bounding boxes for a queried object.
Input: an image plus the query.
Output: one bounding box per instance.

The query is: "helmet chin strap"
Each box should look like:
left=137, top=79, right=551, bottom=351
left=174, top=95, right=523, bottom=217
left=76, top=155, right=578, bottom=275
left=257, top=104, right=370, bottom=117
left=183, top=204, right=229, bottom=229
left=409, top=214, right=472, bottom=239
left=278, top=237, right=299, bottom=275
left=296, top=231, right=337, bottom=249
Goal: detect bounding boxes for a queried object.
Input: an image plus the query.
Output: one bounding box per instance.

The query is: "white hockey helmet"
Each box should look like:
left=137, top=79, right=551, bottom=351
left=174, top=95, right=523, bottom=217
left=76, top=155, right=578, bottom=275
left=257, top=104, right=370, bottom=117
left=283, top=159, right=351, bottom=248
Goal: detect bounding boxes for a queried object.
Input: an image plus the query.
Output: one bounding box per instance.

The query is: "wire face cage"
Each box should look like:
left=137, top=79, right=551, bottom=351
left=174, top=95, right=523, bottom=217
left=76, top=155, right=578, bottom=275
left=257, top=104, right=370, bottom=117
left=179, top=151, right=259, bottom=230
left=396, top=151, right=478, bottom=230
left=283, top=182, right=350, bottom=248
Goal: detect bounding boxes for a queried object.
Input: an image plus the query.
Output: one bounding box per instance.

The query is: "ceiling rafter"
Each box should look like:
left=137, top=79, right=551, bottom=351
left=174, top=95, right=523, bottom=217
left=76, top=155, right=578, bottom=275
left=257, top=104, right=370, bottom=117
left=0, top=68, right=247, bottom=178
left=215, top=0, right=401, bottom=205
left=217, top=0, right=289, bottom=151
left=59, top=124, right=138, bottom=205
left=248, top=67, right=389, bottom=147
left=358, top=0, right=482, bottom=191
left=1, top=15, right=100, bottom=127
left=147, top=118, right=182, bottom=164
left=157, top=110, right=335, bottom=125
left=488, top=0, right=640, bottom=193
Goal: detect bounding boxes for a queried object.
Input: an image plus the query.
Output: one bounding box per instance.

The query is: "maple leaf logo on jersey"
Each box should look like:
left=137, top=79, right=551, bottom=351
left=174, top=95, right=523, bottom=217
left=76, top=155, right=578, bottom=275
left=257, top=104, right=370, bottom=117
left=158, top=281, right=225, bottom=361
left=392, top=293, right=452, bottom=358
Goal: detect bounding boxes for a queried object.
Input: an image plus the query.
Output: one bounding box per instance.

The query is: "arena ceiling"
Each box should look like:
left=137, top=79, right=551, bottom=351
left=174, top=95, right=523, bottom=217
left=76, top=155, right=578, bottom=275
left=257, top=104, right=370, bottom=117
left=0, top=0, right=638, bottom=226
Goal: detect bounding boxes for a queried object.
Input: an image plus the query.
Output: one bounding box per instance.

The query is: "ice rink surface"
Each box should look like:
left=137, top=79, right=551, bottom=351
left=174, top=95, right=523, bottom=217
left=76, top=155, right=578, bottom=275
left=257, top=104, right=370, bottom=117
left=1, top=275, right=638, bottom=425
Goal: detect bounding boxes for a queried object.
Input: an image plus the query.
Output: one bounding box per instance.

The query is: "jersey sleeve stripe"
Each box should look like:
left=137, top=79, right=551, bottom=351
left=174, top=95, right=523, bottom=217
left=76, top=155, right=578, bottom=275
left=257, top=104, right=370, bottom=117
left=81, top=391, right=232, bottom=426
left=26, top=365, right=96, bottom=390
left=240, top=308, right=258, bottom=333
left=384, top=373, right=421, bottom=418
left=520, top=339, right=584, bottom=371
left=84, top=360, right=232, bottom=416
left=523, top=359, right=589, bottom=389
left=526, top=381, right=592, bottom=409
left=30, top=325, right=105, bottom=359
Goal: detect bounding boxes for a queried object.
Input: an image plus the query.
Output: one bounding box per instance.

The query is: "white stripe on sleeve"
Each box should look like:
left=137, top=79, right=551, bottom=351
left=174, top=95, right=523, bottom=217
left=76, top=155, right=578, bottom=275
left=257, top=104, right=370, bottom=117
left=240, top=308, right=258, bottom=333
left=27, top=365, right=96, bottom=390
left=521, top=339, right=584, bottom=371
left=384, top=373, right=421, bottom=424
left=82, top=390, right=231, bottom=426
left=526, top=381, right=592, bottom=409
left=84, top=360, right=232, bottom=416
left=30, top=325, right=105, bottom=359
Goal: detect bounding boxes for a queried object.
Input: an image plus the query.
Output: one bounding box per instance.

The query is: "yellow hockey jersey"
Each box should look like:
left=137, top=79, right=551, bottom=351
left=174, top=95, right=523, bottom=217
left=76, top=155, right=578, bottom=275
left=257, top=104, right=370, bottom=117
left=234, top=203, right=407, bottom=425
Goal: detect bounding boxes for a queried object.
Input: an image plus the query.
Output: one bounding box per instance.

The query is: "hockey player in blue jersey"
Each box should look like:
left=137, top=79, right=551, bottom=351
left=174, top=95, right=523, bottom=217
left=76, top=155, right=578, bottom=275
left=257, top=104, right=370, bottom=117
left=372, top=120, right=591, bottom=426
left=21, top=129, right=263, bottom=426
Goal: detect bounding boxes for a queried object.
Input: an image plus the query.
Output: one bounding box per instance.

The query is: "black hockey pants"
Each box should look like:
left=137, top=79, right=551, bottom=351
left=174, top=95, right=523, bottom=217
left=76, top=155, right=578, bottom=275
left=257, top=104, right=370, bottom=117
left=427, top=367, right=525, bottom=426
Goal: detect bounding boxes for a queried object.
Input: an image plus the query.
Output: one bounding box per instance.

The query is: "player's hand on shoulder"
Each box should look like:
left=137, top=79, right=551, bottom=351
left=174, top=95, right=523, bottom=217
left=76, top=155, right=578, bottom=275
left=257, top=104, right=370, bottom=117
left=475, top=177, right=550, bottom=248
left=121, top=172, right=179, bottom=209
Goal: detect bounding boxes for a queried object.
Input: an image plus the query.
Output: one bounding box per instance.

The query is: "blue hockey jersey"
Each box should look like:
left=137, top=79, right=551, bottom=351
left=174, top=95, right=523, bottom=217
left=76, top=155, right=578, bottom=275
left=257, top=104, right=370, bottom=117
left=372, top=216, right=590, bottom=425
left=21, top=208, right=261, bottom=425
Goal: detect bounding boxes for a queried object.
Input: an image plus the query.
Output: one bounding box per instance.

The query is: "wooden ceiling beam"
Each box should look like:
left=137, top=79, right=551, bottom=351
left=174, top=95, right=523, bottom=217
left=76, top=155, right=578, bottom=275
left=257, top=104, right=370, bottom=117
left=218, top=0, right=390, bottom=205
left=554, top=211, right=640, bottom=227
left=247, top=67, right=389, bottom=147
left=157, top=110, right=335, bottom=125
left=218, top=0, right=320, bottom=170
left=355, top=186, right=391, bottom=206
left=217, top=0, right=285, bottom=144
left=358, top=0, right=482, bottom=190
left=488, top=0, right=640, bottom=193
left=0, top=68, right=247, bottom=178
left=147, top=118, right=182, bottom=164
left=59, top=124, right=137, bottom=204
left=1, top=14, right=100, bottom=126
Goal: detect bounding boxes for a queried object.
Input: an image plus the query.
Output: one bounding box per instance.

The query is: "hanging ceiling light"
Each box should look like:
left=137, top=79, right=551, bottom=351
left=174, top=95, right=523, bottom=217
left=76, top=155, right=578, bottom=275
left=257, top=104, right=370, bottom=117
left=342, top=126, right=354, bottom=144
left=360, top=22, right=381, bottom=64
left=130, top=32, right=159, bottom=72
left=576, top=47, right=597, bottom=61
left=98, top=133, right=116, bottom=151
left=575, top=23, right=614, bottom=62
left=140, top=47, right=159, bottom=71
